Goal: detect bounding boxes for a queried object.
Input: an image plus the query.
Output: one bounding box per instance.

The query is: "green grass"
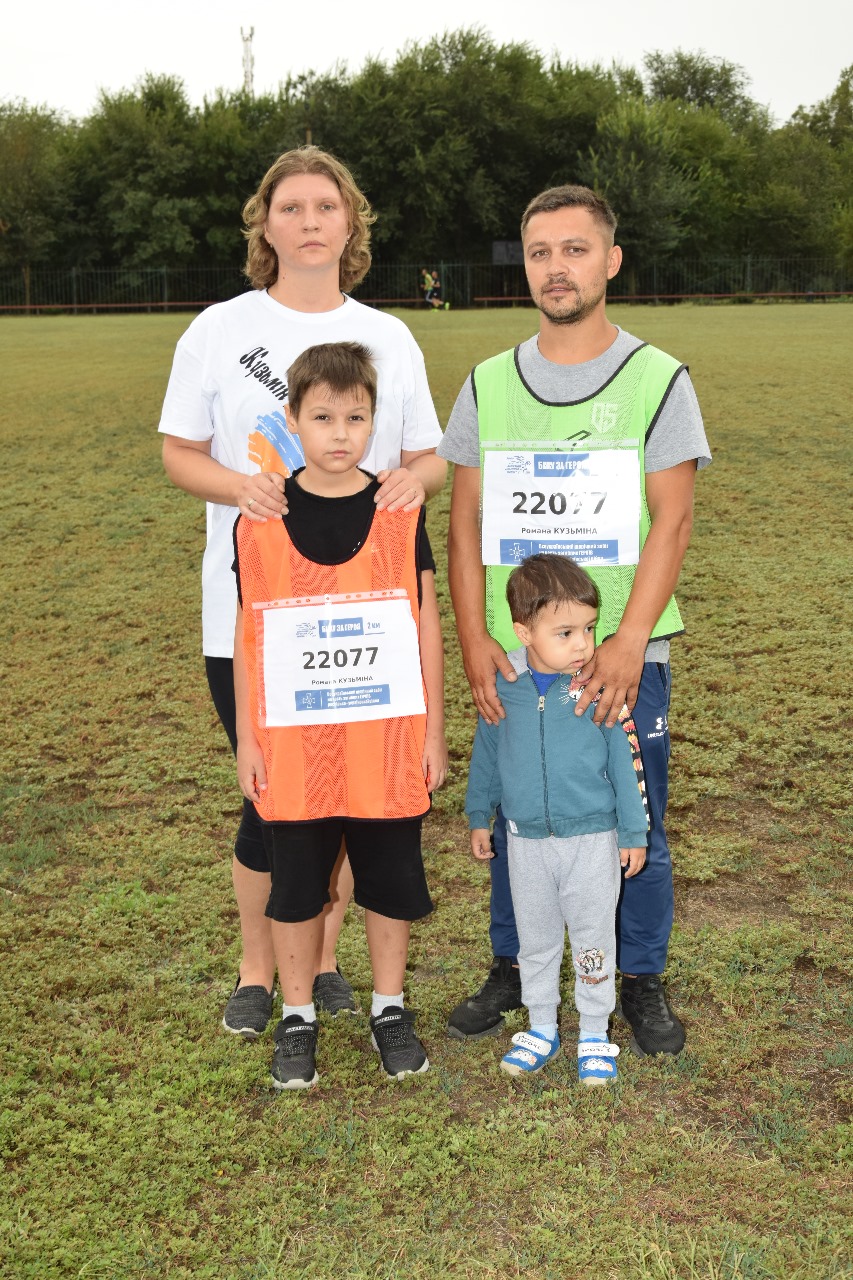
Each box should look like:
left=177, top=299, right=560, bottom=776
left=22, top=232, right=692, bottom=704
left=2, top=305, right=852, bottom=1278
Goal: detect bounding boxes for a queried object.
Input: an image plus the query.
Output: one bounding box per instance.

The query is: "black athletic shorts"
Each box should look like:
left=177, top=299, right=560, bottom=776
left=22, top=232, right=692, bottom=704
left=261, top=817, right=433, bottom=924
left=205, top=655, right=269, bottom=873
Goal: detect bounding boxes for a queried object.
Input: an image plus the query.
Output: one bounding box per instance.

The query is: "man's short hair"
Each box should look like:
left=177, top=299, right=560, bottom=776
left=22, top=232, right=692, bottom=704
left=520, top=185, right=618, bottom=242
left=507, top=554, right=599, bottom=626
left=286, top=342, right=377, bottom=418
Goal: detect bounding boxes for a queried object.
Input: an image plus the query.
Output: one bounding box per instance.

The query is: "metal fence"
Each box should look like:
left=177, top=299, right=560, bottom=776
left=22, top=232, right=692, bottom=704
left=1, top=258, right=850, bottom=313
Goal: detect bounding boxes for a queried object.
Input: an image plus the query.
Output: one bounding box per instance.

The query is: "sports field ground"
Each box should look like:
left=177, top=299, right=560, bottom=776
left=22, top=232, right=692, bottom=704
left=1, top=304, right=851, bottom=1278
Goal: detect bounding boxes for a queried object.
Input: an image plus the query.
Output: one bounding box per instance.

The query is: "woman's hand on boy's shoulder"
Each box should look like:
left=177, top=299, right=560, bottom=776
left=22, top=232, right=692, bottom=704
left=470, top=829, right=494, bottom=861
left=237, top=471, right=287, bottom=522
left=422, top=728, right=448, bottom=793
left=374, top=467, right=426, bottom=512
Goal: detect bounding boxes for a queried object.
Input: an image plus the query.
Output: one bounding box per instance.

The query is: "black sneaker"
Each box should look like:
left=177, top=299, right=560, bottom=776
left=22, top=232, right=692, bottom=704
left=370, top=1006, right=429, bottom=1079
left=222, top=977, right=273, bottom=1039
left=270, top=1015, right=319, bottom=1090
left=446, top=956, right=523, bottom=1040
left=313, top=966, right=359, bottom=1016
left=620, top=975, right=685, bottom=1056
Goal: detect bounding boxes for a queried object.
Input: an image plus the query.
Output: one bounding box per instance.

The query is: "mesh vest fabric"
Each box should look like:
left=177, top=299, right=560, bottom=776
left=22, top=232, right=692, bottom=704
left=475, top=344, right=686, bottom=650
left=236, top=507, right=429, bottom=823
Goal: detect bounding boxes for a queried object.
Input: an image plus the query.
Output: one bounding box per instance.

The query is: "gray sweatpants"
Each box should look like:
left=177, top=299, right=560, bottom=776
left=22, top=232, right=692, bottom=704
left=506, top=829, right=620, bottom=1036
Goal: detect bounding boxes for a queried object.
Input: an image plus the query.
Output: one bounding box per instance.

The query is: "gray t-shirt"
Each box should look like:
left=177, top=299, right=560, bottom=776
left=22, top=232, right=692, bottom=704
left=438, top=328, right=712, bottom=663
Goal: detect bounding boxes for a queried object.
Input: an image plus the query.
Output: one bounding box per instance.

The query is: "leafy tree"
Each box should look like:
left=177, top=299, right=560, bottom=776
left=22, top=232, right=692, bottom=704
left=738, top=123, right=840, bottom=258
left=312, top=29, right=555, bottom=259
left=644, top=49, right=762, bottom=129
left=0, top=102, right=71, bottom=302
left=579, top=98, right=697, bottom=271
left=792, top=64, right=853, bottom=146
left=68, top=75, right=202, bottom=268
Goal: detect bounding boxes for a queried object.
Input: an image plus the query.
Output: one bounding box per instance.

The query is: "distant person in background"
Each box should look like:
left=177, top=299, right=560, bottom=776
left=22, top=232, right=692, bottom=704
left=427, top=269, right=449, bottom=311
left=420, top=266, right=433, bottom=307
left=159, top=146, right=445, bottom=1041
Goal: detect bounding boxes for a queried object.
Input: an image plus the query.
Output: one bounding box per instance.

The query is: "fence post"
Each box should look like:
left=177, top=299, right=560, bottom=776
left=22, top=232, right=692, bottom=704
left=71, top=267, right=78, bottom=315
left=162, top=266, right=169, bottom=313
left=745, top=254, right=753, bottom=296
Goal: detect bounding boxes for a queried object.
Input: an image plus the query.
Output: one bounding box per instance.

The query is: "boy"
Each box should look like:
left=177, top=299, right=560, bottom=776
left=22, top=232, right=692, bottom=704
left=233, top=341, right=447, bottom=1089
left=466, top=555, right=647, bottom=1086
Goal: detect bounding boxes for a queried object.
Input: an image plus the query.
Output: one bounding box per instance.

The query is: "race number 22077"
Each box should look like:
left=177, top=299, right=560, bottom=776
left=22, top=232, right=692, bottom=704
left=302, top=646, right=379, bottom=670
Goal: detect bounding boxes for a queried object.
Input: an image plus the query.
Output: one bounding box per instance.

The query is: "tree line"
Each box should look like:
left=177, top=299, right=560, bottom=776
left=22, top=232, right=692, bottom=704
left=1, top=31, right=851, bottom=281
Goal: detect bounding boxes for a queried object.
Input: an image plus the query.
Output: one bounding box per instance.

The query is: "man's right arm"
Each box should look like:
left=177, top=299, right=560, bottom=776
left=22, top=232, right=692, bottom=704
left=447, top=464, right=517, bottom=724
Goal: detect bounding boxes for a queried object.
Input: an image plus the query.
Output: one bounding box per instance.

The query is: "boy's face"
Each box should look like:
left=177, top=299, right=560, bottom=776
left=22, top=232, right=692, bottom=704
left=513, top=599, right=597, bottom=675
left=285, top=384, right=373, bottom=474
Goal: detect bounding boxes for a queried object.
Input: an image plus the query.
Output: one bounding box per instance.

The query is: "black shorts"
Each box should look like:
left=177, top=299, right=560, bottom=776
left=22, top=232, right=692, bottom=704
left=261, top=817, right=433, bottom=924
left=205, top=655, right=269, bottom=873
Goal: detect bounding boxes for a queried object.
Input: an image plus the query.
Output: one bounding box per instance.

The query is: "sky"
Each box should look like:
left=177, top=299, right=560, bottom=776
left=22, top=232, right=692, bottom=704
left=3, top=0, right=849, bottom=125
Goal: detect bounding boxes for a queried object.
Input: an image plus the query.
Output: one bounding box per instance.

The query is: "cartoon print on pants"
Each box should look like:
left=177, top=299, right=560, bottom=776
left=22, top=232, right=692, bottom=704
left=576, top=947, right=608, bottom=985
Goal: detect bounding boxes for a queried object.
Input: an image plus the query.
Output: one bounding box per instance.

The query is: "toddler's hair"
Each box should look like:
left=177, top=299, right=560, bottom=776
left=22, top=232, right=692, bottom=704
left=507, top=554, right=599, bottom=626
left=286, top=341, right=377, bottom=418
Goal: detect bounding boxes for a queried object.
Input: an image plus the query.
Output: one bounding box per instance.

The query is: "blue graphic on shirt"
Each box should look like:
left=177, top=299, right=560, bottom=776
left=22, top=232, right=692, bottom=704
left=254, top=410, right=305, bottom=473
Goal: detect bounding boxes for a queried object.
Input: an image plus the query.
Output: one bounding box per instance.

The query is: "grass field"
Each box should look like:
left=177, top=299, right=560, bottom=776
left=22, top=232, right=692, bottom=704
left=1, top=304, right=852, bottom=1279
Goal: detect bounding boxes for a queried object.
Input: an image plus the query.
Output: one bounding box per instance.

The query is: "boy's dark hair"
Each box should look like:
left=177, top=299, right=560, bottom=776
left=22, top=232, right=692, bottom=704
left=520, top=184, right=618, bottom=244
left=286, top=341, right=377, bottom=418
left=507, top=554, right=599, bottom=626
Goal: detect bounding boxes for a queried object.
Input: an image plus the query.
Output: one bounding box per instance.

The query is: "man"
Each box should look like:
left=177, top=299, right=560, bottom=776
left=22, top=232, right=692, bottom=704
left=438, top=185, right=711, bottom=1055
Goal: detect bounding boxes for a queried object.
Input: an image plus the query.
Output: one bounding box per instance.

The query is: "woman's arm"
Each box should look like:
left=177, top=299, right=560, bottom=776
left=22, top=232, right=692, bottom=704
left=418, top=569, right=448, bottom=792
left=162, top=434, right=287, bottom=523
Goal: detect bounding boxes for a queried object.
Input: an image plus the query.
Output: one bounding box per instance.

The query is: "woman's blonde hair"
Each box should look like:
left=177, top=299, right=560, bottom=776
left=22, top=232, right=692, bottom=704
left=242, top=146, right=375, bottom=292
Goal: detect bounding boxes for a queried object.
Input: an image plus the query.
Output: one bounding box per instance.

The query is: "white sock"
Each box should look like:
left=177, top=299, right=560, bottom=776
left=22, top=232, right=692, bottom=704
left=282, top=1002, right=315, bottom=1023
left=371, top=991, right=404, bottom=1018
left=530, top=1023, right=558, bottom=1042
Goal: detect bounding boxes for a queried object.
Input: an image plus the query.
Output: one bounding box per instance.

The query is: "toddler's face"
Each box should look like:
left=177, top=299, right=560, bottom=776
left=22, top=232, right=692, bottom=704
left=513, top=599, right=597, bottom=675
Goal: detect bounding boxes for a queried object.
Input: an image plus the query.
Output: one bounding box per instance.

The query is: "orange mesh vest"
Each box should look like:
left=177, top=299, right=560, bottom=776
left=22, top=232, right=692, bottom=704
left=236, top=506, right=429, bottom=823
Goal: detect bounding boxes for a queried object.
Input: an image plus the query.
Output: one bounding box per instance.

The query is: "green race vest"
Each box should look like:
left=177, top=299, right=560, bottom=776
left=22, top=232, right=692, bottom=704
left=476, top=343, right=686, bottom=649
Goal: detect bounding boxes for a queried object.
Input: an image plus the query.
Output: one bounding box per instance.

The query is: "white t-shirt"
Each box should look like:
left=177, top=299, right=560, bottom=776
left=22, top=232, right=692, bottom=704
left=159, top=290, right=442, bottom=656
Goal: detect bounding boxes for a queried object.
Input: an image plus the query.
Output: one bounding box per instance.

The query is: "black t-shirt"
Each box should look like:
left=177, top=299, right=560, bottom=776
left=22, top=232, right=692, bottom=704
left=233, top=469, right=435, bottom=605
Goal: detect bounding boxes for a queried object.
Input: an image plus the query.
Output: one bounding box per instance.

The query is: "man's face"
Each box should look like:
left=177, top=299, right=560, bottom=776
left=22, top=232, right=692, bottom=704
left=523, top=207, right=622, bottom=326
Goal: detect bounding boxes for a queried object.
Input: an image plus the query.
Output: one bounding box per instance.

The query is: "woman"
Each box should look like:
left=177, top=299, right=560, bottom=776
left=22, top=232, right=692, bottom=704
left=159, top=147, right=445, bottom=1037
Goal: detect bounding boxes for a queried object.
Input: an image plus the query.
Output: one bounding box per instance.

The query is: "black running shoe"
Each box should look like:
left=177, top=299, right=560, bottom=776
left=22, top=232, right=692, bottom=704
left=370, top=1006, right=429, bottom=1080
left=270, top=1016, right=319, bottom=1089
left=312, top=967, right=358, bottom=1016
left=620, top=975, right=685, bottom=1056
left=446, top=956, right=523, bottom=1040
left=222, top=977, right=273, bottom=1039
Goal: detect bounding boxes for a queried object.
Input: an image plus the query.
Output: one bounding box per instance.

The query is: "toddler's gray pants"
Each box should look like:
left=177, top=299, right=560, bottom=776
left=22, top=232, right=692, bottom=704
left=506, top=829, right=620, bottom=1036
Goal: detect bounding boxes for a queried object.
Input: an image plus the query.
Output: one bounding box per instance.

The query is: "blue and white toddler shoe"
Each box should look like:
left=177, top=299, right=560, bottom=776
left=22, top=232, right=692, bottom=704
left=577, top=1036, right=620, bottom=1087
left=500, top=1029, right=560, bottom=1076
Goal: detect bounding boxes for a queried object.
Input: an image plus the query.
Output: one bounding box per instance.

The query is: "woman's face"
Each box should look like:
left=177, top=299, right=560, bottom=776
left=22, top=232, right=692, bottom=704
left=264, top=173, right=350, bottom=281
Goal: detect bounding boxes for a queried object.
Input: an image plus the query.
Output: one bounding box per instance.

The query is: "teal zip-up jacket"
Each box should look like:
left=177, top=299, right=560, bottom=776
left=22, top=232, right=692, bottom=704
left=465, top=648, right=648, bottom=848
